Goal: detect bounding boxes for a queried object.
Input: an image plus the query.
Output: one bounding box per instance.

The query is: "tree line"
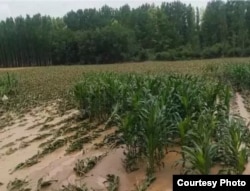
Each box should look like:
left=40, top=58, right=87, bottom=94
left=0, top=0, right=250, bottom=67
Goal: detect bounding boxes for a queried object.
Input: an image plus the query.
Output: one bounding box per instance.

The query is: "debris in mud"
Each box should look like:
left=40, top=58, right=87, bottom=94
left=39, top=124, right=54, bottom=131
left=16, top=136, right=28, bottom=141
left=44, top=116, right=54, bottom=123
left=59, top=183, right=90, bottom=191
left=122, top=150, right=140, bottom=173
left=14, top=154, right=40, bottom=171
left=37, top=178, right=58, bottom=190
left=55, top=123, right=78, bottom=136
left=7, top=178, right=31, bottom=191
left=19, top=141, right=30, bottom=149
left=66, top=131, right=88, bottom=142
left=41, top=138, right=66, bottom=155
left=38, top=138, right=54, bottom=148
left=40, top=115, right=79, bottom=132
left=104, top=174, right=120, bottom=191
left=18, top=123, right=26, bottom=127
left=0, top=142, right=15, bottom=150
left=103, top=131, right=123, bottom=149
left=91, top=132, right=100, bottom=139
left=66, top=136, right=91, bottom=153
left=5, top=147, right=17, bottom=155
left=93, top=142, right=104, bottom=149
left=28, top=133, right=52, bottom=143
left=26, top=122, right=43, bottom=130
left=0, top=182, right=3, bottom=186
left=74, top=154, right=107, bottom=177
left=14, top=138, right=67, bottom=171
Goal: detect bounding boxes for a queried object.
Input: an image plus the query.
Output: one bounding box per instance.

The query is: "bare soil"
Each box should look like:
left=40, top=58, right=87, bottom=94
left=0, top=93, right=250, bottom=191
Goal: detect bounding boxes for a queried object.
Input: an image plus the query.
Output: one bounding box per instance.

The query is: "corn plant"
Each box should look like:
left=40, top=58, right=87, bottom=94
left=217, top=63, right=250, bottom=90
left=74, top=72, right=249, bottom=175
left=0, top=72, right=18, bottom=97
left=182, top=142, right=217, bottom=174
left=178, top=110, right=218, bottom=174
left=218, top=119, right=249, bottom=174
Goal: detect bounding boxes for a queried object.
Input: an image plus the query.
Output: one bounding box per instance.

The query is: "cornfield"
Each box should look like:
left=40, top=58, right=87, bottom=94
left=74, top=72, right=250, bottom=175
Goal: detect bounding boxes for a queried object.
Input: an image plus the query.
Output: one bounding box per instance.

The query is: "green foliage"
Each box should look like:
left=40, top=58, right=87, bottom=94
left=218, top=119, right=248, bottom=174
left=1, top=1, right=250, bottom=66
left=0, top=73, right=18, bottom=97
left=74, top=72, right=249, bottom=175
left=219, top=63, right=250, bottom=90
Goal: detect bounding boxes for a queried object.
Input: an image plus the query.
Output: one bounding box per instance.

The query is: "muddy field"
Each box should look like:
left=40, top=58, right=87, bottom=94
left=0, top=92, right=249, bottom=191
left=1, top=59, right=250, bottom=191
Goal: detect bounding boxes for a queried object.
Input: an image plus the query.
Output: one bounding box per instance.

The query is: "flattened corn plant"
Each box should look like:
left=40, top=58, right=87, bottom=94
left=74, top=72, right=250, bottom=175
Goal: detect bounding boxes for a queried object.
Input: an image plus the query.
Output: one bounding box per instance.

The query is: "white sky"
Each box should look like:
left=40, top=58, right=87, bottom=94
left=0, top=0, right=209, bottom=21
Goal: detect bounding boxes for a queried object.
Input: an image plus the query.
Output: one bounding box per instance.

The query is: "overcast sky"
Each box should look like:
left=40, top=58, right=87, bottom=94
left=0, top=0, right=209, bottom=21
